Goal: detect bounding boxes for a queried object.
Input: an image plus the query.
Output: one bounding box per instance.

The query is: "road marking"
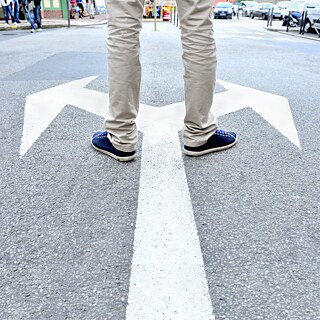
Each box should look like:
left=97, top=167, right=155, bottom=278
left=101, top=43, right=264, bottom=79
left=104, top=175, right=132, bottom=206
left=273, top=37, right=292, bottom=41
left=215, top=80, right=301, bottom=149
left=20, top=76, right=104, bottom=157
left=126, top=124, right=215, bottom=319
left=20, top=76, right=301, bottom=156
left=19, top=76, right=301, bottom=317
left=245, top=35, right=264, bottom=40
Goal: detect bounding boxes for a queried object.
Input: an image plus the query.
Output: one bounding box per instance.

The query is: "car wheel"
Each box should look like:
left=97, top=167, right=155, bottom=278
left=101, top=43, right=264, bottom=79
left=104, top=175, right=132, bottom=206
left=262, top=13, right=266, bottom=20
left=304, top=20, right=311, bottom=33
left=251, top=13, right=254, bottom=19
left=289, top=19, right=296, bottom=27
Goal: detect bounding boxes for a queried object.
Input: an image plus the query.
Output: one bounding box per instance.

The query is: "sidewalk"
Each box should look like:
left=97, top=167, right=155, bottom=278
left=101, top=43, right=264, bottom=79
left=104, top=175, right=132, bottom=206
left=0, top=13, right=107, bottom=32
left=265, top=21, right=320, bottom=42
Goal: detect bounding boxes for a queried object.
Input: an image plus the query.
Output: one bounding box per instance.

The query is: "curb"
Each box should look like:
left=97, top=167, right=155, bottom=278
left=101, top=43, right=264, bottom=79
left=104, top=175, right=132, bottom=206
left=265, top=26, right=320, bottom=42
left=0, top=20, right=107, bottom=32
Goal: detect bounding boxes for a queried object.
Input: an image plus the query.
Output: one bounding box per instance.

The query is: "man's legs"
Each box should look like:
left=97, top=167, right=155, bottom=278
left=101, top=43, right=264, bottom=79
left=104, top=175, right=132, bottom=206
left=175, top=0, right=218, bottom=148
left=28, top=9, right=36, bottom=30
left=2, top=6, right=9, bottom=24
left=103, top=0, right=144, bottom=153
left=22, top=4, right=36, bottom=30
left=3, top=4, right=16, bottom=23
left=12, top=0, right=20, bottom=22
left=92, top=0, right=236, bottom=160
left=34, top=5, right=42, bottom=28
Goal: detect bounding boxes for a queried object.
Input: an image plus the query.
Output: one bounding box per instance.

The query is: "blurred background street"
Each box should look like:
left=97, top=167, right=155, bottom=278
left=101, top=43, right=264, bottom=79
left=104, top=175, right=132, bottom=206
left=1, top=3, right=320, bottom=320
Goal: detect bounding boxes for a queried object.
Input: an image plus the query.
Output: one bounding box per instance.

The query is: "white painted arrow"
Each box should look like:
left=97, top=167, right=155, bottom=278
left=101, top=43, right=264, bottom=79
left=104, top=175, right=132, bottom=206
left=20, top=76, right=104, bottom=157
left=20, top=76, right=301, bottom=157
left=215, top=80, right=301, bottom=149
left=19, top=76, right=301, bottom=319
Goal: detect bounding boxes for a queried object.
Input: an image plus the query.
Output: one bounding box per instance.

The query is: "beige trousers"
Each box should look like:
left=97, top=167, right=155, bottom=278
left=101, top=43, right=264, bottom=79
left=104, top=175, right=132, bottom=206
left=104, top=0, right=217, bottom=152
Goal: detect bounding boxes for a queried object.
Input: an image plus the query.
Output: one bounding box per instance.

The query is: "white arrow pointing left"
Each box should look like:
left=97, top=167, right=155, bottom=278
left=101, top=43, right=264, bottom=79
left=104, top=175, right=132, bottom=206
left=20, top=76, right=104, bottom=156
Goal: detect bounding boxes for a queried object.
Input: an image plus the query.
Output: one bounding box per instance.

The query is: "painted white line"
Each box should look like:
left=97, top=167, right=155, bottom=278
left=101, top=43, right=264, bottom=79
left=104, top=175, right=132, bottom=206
left=245, top=36, right=264, bottom=40
left=273, top=37, right=292, bottom=41
left=126, top=125, right=215, bottom=320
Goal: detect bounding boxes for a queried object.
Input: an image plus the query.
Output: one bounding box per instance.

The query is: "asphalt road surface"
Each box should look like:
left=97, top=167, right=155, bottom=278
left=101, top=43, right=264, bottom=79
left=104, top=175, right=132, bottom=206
left=0, top=18, right=319, bottom=320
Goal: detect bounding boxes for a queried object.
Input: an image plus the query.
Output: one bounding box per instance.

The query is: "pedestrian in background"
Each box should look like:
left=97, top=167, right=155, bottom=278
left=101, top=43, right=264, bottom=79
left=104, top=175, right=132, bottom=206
left=92, top=0, right=237, bottom=162
left=27, top=0, right=42, bottom=32
left=87, top=0, right=94, bottom=19
left=76, top=0, right=84, bottom=17
left=1, top=0, right=17, bottom=26
left=21, top=0, right=36, bottom=32
left=12, top=0, right=21, bottom=23
left=21, top=0, right=30, bottom=20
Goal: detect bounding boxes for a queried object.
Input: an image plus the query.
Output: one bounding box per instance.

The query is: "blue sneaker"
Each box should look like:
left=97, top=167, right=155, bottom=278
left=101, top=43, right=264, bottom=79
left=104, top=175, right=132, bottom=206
left=91, top=131, right=135, bottom=162
left=183, top=129, right=237, bottom=157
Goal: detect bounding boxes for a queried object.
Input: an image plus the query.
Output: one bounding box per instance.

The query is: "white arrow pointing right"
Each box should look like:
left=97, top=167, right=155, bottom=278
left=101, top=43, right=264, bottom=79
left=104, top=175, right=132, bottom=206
left=216, top=80, right=301, bottom=149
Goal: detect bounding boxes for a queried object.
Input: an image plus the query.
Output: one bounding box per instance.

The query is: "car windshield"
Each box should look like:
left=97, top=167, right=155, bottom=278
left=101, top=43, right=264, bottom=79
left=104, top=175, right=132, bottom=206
left=242, top=1, right=258, bottom=7
left=216, top=2, right=233, bottom=8
left=261, top=3, right=274, bottom=8
left=288, top=0, right=305, bottom=11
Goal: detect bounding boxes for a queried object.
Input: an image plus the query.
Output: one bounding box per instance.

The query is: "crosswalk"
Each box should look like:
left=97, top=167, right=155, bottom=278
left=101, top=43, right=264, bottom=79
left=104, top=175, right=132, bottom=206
left=214, top=28, right=295, bottom=42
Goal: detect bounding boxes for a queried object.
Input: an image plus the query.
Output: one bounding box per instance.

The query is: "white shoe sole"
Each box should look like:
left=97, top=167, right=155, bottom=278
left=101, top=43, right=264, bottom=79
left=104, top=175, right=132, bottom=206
left=91, top=143, right=135, bottom=162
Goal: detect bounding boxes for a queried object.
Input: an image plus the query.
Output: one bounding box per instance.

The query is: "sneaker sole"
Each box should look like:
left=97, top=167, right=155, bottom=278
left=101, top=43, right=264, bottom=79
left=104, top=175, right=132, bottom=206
left=91, top=142, right=135, bottom=162
left=183, top=139, right=237, bottom=157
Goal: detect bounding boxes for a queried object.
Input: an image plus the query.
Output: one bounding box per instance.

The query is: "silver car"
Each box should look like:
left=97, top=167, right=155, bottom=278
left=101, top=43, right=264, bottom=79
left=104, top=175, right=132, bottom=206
left=250, top=3, right=282, bottom=20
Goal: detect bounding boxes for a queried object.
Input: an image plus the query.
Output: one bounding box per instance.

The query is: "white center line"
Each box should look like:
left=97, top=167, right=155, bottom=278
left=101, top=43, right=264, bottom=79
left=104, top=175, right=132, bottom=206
left=126, top=125, right=215, bottom=320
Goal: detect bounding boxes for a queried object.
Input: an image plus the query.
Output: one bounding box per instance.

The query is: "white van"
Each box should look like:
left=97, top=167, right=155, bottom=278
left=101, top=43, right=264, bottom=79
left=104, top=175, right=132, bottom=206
left=303, top=1, right=320, bottom=32
left=276, top=1, right=291, bottom=18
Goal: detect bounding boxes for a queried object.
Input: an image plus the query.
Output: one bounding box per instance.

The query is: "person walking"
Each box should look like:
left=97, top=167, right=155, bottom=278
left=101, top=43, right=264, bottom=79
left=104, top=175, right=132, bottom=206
left=12, top=0, right=21, bottom=23
left=76, top=0, right=84, bottom=17
left=87, top=0, right=94, bottom=19
left=27, top=0, right=42, bottom=31
left=91, top=0, right=237, bottom=162
left=1, top=0, right=17, bottom=26
left=21, top=0, right=36, bottom=32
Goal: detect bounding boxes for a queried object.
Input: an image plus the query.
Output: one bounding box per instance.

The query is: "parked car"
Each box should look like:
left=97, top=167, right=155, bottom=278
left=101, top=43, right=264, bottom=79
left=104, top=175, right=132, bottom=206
left=214, top=2, right=234, bottom=19
left=250, top=3, right=282, bottom=20
left=303, top=2, right=320, bottom=32
left=288, top=0, right=320, bottom=32
left=233, top=2, right=242, bottom=14
left=276, top=1, right=291, bottom=18
left=240, top=1, right=258, bottom=16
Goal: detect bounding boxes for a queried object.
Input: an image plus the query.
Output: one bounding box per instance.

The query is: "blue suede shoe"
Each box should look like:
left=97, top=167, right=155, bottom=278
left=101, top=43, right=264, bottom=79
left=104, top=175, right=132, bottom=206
left=183, top=129, right=237, bottom=157
left=91, top=131, right=135, bottom=162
